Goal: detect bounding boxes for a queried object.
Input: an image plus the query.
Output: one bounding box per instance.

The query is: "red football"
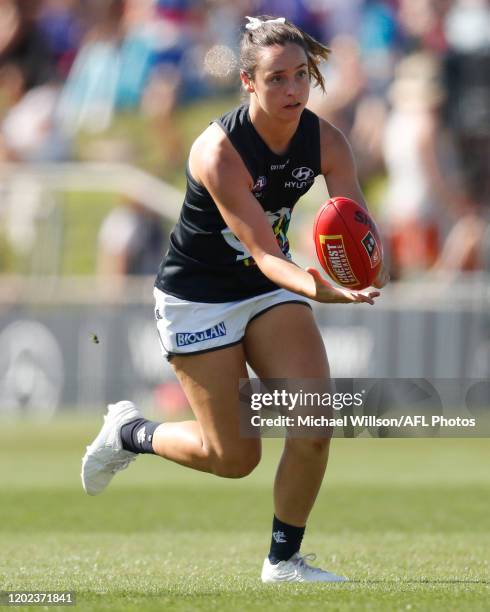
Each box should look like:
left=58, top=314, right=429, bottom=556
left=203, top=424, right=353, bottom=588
left=313, top=197, right=383, bottom=289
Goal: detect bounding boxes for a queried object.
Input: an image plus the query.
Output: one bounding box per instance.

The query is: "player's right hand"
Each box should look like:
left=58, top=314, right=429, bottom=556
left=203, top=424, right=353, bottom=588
left=306, top=267, right=380, bottom=305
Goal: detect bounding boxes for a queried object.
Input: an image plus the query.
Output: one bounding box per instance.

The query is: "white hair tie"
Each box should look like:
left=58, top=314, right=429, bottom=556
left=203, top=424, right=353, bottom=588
left=245, top=16, right=286, bottom=31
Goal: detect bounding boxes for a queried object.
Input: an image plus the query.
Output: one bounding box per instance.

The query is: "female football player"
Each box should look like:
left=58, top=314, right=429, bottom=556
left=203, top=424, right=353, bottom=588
left=82, top=15, right=388, bottom=583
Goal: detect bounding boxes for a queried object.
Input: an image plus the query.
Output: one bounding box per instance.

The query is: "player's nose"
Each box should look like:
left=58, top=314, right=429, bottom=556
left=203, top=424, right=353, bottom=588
left=284, top=77, right=299, bottom=97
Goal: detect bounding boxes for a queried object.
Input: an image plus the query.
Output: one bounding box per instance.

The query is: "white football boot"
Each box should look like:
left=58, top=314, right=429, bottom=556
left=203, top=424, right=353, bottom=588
left=81, top=401, right=141, bottom=496
left=261, top=553, right=348, bottom=583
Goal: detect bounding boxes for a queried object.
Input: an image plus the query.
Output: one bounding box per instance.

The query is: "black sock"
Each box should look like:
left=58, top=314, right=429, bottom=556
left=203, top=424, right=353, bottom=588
left=268, top=515, right=305, bottom=564
left=120, top=418, right=160, bottom=454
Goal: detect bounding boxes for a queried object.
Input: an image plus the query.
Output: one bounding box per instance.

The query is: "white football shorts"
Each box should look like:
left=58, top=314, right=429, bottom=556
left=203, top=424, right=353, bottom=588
left=153, top=287, right=311, bottom=359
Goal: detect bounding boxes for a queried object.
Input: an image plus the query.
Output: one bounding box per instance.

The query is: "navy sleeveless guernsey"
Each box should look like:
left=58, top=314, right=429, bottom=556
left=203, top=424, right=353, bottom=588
left=155, top=104, right=321, bottom=302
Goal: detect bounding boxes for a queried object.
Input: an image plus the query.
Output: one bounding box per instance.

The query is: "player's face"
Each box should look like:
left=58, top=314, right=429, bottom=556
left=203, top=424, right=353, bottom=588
left=249, top=43, right=310, bottom=120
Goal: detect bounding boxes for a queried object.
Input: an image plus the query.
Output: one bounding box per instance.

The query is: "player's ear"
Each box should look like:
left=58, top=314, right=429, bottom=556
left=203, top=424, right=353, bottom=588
left=240, top=70, right=255, bottom=93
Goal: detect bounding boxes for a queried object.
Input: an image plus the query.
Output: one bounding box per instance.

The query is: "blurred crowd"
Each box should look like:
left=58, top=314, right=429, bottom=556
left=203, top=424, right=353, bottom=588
left=0, top=0, right=489, bottom=278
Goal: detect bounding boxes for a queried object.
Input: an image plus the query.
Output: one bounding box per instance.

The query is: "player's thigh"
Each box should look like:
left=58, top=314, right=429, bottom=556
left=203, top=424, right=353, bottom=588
left=243, top=303, right=329, bottom=379
left=244, top=304, right=332, bottom=451
left=170, top=343, right=261, bottom=462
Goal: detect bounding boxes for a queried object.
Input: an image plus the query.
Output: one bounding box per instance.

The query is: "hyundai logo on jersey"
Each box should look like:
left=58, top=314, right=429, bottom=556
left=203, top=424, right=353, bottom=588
left=292, top=167, right=314, bottom=181
left=176, top=322, right=227, bottom=347
left=285, top=166, right=315, bottom=189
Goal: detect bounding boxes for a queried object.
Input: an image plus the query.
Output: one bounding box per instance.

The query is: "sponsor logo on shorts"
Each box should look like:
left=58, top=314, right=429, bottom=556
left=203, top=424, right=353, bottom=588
left=176, top=322, right=227, bottom=347
left=362, top=231, right=381, bottom=268
left=285, top=166, right=315, bottom=189
left=319, top=235, right=359, bottom=286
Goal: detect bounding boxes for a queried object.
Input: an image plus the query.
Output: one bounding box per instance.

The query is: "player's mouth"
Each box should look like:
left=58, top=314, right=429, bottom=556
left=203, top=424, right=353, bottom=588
left=284, top=102, right=301, bottom=109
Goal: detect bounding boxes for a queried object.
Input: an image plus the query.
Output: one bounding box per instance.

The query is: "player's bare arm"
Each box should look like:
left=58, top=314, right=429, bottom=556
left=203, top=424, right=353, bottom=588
left=320, top=119, right=390, bottom=289
left=320, top=119, right=367, bottom=206
left=192, top=125, right=378, bottom=305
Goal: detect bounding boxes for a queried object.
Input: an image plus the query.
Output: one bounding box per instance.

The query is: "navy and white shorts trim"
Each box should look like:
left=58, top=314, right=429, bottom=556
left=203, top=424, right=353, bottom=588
left=153, top=287, right=311, bottom=359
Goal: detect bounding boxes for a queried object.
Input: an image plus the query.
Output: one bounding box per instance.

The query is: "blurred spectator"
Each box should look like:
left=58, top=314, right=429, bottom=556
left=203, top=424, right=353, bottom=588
left=318, top=0, right=365, bottom=40
left=434, top=0, right=490, bottom=272
left=308, top=35, right=366, bottom=137
left=358, top=0, right=399, bottom=95
left=308, top=34, right=387, bottom=183
left=349, top=93, right=387, bottom=184
left=0, top=0, right=54, bottom=90
left=255, top=0, right=326, bottom=41
left=0, top=2, right=53, bottom=268
left=397, top=0, right=453, bottom=53
left=433, top=210, right=486, bottom=273
left=56, top=0, right=124, bottom=134
left=380, top=52, right=469, bottom=277
left=0, top=62, right=68, bottom=161
left=0, top=0, right=68, bottom=161
left=443, top=0, right=489, bottom=209
left=115, top=0, right=158, bottom=110
left=37, top=0, right=84, bottom=79
left=97, top=197, right=168, bottom=278
left=444, top=0, right=489, bottom=53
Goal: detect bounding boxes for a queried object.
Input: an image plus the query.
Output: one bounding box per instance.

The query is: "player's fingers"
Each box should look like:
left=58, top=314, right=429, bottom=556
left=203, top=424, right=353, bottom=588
left=350, top=291, right=377, bottom=305
left=305, top=266, right=324, bottom=284
left=356, top=295, right=374, bottom=305
left=335, top=288, right=368, bottom=304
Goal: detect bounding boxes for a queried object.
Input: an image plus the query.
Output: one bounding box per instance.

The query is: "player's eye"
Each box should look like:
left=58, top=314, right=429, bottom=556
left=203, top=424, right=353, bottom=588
left=297, top=69, right=308, bottom=79
left=270, top=75, right=283, bottom=83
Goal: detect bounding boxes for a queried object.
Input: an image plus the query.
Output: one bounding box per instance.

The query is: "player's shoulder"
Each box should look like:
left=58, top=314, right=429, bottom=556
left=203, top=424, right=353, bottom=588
left=318, top=116, right=349, bottom=150
left=316, top=117, right=355, bottom=176
left=192, top=120, right=229, bottom=151
left=190, top=122, right=249, bottom=187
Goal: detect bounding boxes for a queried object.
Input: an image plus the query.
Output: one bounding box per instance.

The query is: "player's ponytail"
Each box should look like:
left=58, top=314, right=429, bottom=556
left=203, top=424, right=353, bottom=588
left=240, top=15, right=330, bottom=93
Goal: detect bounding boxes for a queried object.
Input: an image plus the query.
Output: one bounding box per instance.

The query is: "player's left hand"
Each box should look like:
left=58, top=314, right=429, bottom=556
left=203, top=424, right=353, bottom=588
left=372, top=264, right=390, bottom=289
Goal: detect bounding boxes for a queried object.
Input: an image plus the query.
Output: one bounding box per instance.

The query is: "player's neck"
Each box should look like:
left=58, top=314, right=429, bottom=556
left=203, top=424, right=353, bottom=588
left=249, top=103, right=300, bottom=156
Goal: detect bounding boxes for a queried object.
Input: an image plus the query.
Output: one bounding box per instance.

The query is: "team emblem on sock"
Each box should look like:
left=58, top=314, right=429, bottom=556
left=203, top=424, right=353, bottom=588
left=272, top=530, right=287, bottom=543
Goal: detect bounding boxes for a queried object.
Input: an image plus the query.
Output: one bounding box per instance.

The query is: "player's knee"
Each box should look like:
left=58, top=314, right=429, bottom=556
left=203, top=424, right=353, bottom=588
left=211, top=446, right=261, bottom=479
left=286, top=437, right=331, bottom=457
left=309, top=437, right=331, bottom=454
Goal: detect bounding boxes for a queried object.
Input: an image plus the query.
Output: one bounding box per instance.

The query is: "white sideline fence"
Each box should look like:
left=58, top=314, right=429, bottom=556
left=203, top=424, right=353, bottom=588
left=0, top=162, right=183, bottom=218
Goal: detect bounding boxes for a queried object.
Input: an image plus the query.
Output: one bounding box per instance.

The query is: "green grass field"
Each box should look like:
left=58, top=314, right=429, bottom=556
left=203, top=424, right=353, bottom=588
left=0, top=417, right=488, bottom=611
